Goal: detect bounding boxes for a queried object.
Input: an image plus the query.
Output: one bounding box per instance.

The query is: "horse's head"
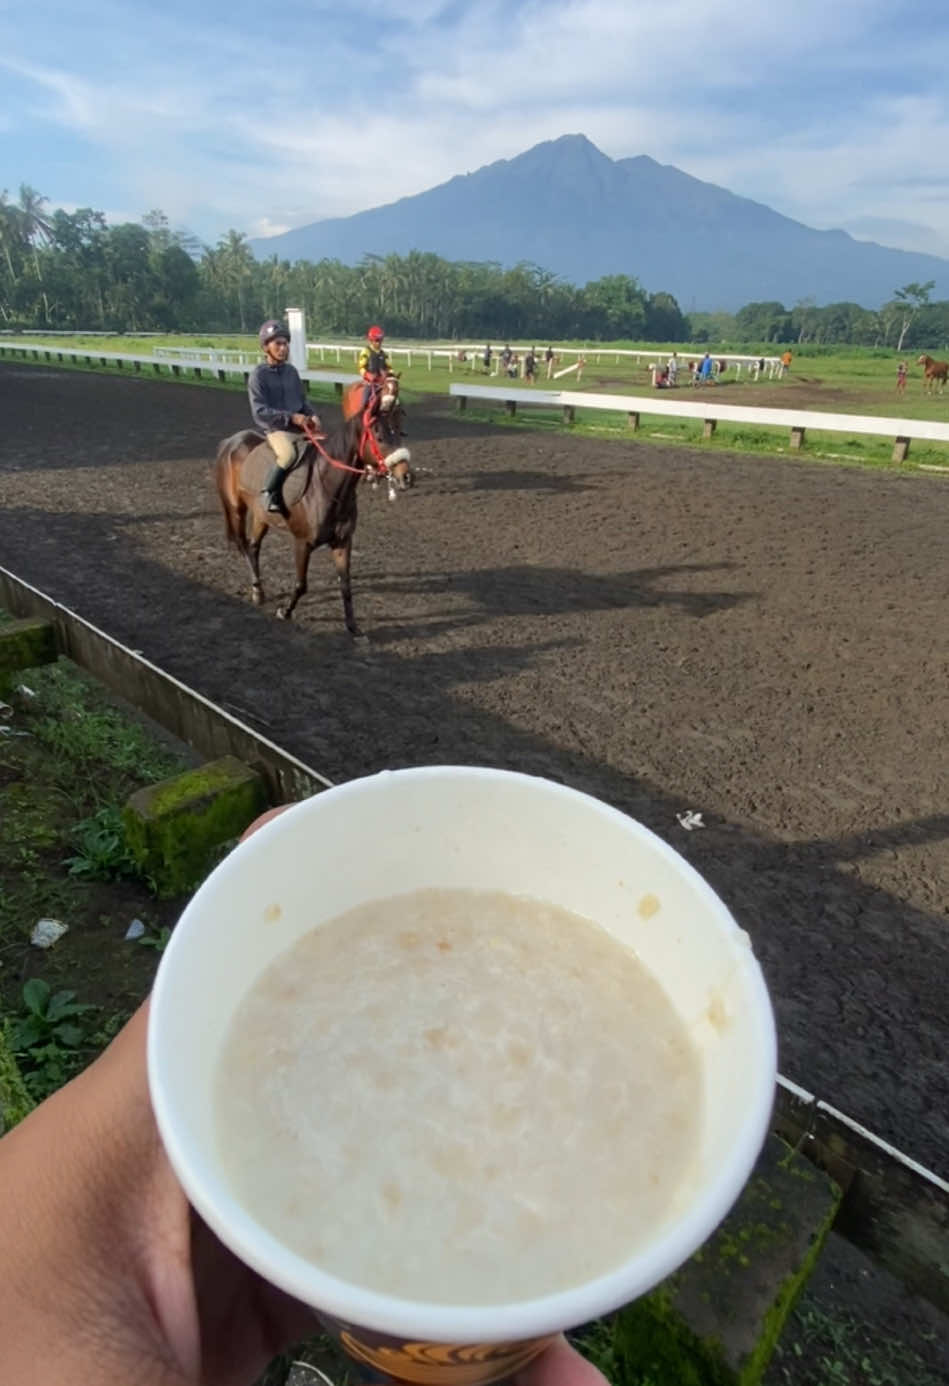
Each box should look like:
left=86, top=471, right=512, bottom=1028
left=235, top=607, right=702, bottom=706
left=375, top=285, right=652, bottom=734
left=364, top=374, right=413, bottom=494
left=376, top=368, right=398, bottom=410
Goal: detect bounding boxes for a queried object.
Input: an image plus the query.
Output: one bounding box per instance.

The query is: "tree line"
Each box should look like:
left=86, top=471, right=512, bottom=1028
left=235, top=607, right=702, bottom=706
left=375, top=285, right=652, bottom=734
left=2, top=186, right=948, bottom=349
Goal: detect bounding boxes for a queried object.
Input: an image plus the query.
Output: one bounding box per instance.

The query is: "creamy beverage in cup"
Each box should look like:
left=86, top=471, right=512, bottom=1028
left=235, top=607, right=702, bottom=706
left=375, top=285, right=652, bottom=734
left=148, top=767, right=776, bottom=1381
left=213, top=887, right=704, bottom=1304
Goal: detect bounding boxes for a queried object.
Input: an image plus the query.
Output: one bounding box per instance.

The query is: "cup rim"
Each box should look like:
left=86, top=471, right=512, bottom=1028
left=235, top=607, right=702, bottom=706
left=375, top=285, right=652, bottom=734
left=148, top=766, right=777, bottom=1341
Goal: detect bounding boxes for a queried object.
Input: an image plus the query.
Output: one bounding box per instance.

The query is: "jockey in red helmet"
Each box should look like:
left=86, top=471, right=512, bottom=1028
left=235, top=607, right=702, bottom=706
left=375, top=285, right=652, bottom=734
left=357, top=325, right=390, bottom=411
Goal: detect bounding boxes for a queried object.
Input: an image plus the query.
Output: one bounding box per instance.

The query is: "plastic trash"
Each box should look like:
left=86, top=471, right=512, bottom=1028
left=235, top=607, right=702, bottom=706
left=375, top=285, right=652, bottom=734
left=124, top=918, right=146, bottom=941
left=676, top=810, right=705, bottom=831
left=31, top=918, right=69, bottom=949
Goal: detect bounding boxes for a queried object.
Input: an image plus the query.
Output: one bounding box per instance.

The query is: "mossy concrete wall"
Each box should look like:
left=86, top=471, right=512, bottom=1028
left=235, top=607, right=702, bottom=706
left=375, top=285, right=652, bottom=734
left=123, top=755, right=267, bottom=897
left=0, top=617, right=57, bottom=694
left=0, top=1024, right=35, bottom=1135
left=585, top=1136, right=842, bottom=1386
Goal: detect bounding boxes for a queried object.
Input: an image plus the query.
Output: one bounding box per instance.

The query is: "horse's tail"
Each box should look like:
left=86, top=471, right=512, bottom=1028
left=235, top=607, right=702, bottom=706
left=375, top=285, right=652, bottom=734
left=215, top=431, right=260, bottom=547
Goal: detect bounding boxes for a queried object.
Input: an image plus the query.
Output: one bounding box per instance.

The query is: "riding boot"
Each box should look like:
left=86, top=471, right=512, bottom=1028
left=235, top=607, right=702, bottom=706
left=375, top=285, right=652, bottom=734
left=261, top=465, right=288, bottom=517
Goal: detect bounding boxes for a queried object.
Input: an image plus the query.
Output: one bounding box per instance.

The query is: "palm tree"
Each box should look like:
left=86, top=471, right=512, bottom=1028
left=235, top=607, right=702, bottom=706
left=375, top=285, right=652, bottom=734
left=18, top=184, right=54, bottom=243
left=0, top=189, right=25, bottom=287
left=216, top=229, right=256, bottom=331
left=17, top=184, right=55, bottom=320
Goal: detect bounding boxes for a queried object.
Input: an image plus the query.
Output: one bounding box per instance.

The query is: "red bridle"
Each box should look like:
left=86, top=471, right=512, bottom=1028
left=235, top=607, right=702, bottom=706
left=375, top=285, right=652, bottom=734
left=302, top=414, right=389, bottom=477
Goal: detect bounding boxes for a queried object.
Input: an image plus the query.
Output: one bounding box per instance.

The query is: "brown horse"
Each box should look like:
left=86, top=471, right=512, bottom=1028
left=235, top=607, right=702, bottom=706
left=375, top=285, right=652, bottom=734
left=215, top=413, right=399, bottom=633
left=341, top=373, right=414, bottom=498
left=917, top=354, right=949, bottom=395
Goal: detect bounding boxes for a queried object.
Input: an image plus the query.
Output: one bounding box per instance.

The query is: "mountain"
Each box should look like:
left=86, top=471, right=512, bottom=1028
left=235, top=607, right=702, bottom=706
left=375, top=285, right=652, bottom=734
left=249, top=135, right=949, bottom=312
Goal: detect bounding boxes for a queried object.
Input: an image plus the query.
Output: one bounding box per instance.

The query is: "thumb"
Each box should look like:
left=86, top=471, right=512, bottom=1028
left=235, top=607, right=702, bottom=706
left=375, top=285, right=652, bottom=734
left=515, top=1336, right=608, bottom=1386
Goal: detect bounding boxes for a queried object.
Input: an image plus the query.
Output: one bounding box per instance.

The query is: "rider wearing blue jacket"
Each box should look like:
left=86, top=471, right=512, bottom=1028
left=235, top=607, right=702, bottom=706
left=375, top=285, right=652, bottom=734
left=248, top=320, right=320, bottom=514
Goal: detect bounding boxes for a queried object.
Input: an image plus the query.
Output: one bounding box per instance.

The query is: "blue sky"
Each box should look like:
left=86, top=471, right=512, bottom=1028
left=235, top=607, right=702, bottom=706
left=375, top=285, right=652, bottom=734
left=3, top=0, right=949, bottom=260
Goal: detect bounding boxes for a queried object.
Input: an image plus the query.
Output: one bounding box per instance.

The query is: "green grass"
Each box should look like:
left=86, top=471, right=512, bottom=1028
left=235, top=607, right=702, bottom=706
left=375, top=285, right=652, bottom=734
left=25, top=661, right=186, bottom=804
left=0, top=651, right=190, bottom=1071
left=768, top=1302, right=948, bottom=1386
left=5, top=334, right=949, bottom=471
left=450, top=401, right=949, bottom=472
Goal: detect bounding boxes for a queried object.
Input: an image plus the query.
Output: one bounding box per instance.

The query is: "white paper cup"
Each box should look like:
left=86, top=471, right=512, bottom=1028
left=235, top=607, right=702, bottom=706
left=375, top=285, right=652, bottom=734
left=148, top=767, right=776, bottom=1384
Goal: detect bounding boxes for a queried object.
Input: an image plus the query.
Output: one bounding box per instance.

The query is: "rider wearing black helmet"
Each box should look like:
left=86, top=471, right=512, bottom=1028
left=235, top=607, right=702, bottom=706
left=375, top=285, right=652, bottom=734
left=248, top=319, right=320, bottom=515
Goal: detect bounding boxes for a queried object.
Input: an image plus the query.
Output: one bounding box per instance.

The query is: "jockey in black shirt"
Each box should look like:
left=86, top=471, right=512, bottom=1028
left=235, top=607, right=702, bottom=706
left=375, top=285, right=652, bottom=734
left=247, top=319, right=319, bottom=515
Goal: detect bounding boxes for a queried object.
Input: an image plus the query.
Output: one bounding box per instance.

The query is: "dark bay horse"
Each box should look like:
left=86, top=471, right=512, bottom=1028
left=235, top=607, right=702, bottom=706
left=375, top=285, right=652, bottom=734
left=341, top=373, right=414, bottom=498
left=215, top=414, right=399, bottom=633
left=917, top=354, right=948, bottom=395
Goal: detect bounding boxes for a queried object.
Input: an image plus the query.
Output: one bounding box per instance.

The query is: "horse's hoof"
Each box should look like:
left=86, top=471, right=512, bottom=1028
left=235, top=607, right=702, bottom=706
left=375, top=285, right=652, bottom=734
left=352, top=632, right=370, bottom=650
left=252, top=588, right=264, bottom=606
left=276, top=606, right=290, bottom=621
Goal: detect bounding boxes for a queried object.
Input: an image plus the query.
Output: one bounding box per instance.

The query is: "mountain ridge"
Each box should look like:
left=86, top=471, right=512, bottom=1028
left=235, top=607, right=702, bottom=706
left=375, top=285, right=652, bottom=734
left=249, top=134, right=949, bottom=312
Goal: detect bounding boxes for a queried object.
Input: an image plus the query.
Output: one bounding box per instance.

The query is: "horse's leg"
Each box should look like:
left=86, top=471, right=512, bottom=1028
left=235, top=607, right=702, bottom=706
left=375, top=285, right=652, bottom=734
left=277, top=536, right=312, bottom=621
left=332, top=539, right=360, bottom=636
left=247, top=507, right=269, bottom=605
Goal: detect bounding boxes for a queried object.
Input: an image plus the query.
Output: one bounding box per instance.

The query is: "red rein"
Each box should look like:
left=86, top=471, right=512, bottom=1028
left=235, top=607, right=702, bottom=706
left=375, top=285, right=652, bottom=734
left=302, top=409, right=389, bottom=477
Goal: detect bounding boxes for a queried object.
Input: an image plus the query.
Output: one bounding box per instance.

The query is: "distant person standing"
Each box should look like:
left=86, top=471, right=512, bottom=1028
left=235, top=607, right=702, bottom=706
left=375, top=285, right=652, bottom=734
left=483, top=343, right=492, bottom=374
left=545, top=345, right=555, bottom=379
left=667, top=351, right=680, bottom=386
left=896, top=360, right=907, bottom=396
left=780, top=349, right=793, bottom=376
left=525, top=348, right=536, bottom=384
left=699, top=352, right=714, bottom=384
left=501, top=344, right=512, bottom=374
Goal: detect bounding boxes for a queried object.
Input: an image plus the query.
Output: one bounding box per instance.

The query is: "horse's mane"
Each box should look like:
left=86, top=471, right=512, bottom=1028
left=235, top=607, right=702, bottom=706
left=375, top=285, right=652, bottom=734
left=312, top=411, right=364, bottom=469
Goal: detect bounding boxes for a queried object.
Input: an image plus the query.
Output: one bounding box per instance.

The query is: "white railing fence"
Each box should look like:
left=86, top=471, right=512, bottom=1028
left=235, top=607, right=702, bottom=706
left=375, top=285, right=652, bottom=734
left=4, top=335, right=944, bottom=463
left=0, top=339, right=358, bottom=393
left=449, top=383, right=949, bottom=465
left=304, top=333, right=782, bottom=380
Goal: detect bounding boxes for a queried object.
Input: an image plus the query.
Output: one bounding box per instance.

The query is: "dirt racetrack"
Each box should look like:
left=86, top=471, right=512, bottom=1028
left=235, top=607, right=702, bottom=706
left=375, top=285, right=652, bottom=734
left=2, top=363, right=947, bottom=1174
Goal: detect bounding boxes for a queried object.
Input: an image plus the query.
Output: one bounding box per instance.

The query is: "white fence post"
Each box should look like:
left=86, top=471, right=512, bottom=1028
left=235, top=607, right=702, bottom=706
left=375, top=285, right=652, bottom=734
left=285, top=307, right=306, bottom=372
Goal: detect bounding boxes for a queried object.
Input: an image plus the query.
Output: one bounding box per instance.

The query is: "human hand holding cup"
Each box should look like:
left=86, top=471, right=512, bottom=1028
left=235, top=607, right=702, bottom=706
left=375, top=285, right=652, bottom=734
left=148, top=768, right=776, bottom=1386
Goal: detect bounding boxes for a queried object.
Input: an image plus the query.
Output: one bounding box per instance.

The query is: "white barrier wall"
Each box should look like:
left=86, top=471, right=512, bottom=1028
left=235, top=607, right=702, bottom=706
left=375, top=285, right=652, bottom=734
left=448, top=382, right=949, bottom=463
left=286, top=307, right=307, bottom=374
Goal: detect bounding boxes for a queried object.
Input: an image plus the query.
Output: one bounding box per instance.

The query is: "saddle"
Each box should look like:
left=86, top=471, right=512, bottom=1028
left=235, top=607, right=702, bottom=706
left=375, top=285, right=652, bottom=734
left=262, top=433, right=319, bottom=511
left=266, top=431, right=320, bottom=470
left=289, top=433, right=314, bottom=467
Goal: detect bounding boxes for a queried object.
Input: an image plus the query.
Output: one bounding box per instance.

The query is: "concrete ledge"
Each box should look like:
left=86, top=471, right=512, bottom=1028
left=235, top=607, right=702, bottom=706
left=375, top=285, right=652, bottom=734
left=123, top=755, right=267, bottom=897
left=580, top=1136, right=841, bottom=1385
left=1, top=568, right=328, bottom=803
left=0, top=617, right=58, bottom=691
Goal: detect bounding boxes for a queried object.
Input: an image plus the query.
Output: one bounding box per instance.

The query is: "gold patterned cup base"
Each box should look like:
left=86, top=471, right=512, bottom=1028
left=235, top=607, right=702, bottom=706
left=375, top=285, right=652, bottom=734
left=321, top=1317, right=556, bottom=1386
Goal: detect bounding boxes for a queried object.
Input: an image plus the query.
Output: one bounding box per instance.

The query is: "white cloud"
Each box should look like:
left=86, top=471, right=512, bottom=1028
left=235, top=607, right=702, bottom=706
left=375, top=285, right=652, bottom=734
left=2, top=0, right=949, bottom=258
left=54, top=199, right=139, bottom=225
